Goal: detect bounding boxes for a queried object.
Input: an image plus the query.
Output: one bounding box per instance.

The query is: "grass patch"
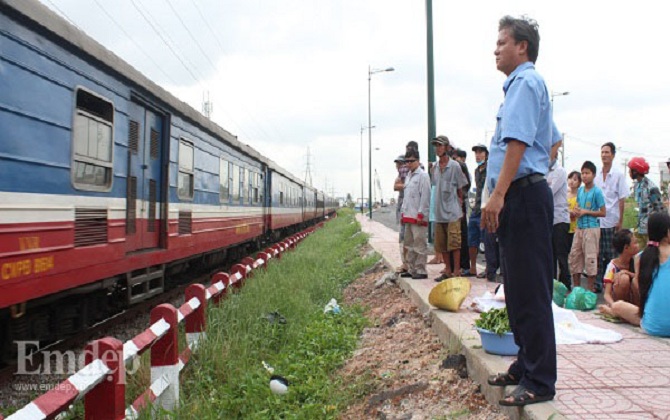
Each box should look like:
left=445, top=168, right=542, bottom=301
left=623, top=197, right=638, bottom=230
left=169, top=208, right=377, bottom=419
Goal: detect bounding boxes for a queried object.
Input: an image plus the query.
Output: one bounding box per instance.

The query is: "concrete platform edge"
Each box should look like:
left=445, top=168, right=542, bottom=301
left=376, top=247, right=567, bottom=420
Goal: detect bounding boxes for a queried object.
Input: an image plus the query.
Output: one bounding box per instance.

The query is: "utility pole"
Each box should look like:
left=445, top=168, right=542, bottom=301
left=304, top=147, right=313, bottom=187
left=561, top=132, right=566, bottom=167
left=202, top=91, right=213, bottom=119
left=425, top=0, right=436, bottom=163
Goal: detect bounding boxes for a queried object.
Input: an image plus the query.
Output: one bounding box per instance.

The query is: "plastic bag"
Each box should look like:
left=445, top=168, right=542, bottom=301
left=564, top=286, right=597, bottom=311
left=323, top=298, right=341, bottom=314
left=553, top=280, right=569, bottom=307
left=428, top=277, right=471, bottom=312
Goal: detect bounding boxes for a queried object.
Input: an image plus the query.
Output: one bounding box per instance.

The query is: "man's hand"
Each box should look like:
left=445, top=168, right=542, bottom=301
left=482, top=192, right=503, bottom=232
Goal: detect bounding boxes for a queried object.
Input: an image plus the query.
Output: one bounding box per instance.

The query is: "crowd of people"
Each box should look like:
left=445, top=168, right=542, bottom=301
left=387, top=15, right=670, bottom=407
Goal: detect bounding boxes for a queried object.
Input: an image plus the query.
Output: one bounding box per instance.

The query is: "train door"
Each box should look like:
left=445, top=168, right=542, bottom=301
left=126, top=102, right=164, bottom=251
left=262, top=165, right=268, bottom=235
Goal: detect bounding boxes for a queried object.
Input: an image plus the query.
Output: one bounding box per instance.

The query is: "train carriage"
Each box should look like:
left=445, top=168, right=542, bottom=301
left=0, top=0, right=338, bottom=360
left=302, top=185, right=318, bottom=224
left=266, top=169, right=303, bottom=237
left=0, top=0, right=324, bottom=357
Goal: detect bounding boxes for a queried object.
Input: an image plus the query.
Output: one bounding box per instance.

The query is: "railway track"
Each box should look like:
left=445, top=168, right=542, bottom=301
left=0, top=278, right=191, bottom=382
left=0, top=222, right=319, bottom=413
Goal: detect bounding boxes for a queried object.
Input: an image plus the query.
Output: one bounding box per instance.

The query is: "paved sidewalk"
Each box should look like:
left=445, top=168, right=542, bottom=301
left=358, top=214, right=670, bottom=420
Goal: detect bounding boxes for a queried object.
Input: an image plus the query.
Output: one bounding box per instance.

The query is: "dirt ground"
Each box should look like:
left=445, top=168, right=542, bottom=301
left=339, top=259, right=506, bottom=420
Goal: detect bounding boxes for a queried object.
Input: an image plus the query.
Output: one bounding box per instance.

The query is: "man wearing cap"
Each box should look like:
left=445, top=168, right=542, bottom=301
left=400, top=148, right=431, bottom=279
left=431, top=135, right=468, bottom=281
left=454, top=149, right=473, bottom=275
left=394, top=155, right=409, bottom=273
left=468, top=144, right=489, bottom=278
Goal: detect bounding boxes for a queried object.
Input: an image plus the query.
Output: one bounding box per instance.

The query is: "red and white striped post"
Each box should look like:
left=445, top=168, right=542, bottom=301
left=84, top=337, right=125, bottom=420
left=150, top=304, right=179, bottom=411
left=185, top=284, right=206, bottom=350
left=240, top=256, right=256, bottom=277
left=230, top=263, right=248, bottom=288
left=210, top=272, right=230, bottom=304
left=256, top=251, right=271, bottom=268
left=272, top=244, right=282, bottom=260
left=264, top=247, right=277, bottom=260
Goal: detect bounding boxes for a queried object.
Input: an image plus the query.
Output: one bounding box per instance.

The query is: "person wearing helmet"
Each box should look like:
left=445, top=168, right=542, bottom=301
left=628, top=157, right=666, bottom=247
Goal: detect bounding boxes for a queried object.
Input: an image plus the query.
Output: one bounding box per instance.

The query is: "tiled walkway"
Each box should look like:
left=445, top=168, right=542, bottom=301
left=358, top=214, right=670, bottom=420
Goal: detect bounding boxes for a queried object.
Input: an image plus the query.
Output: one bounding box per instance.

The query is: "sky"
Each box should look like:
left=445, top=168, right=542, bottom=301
left=39, top=0, right=670, bottom=202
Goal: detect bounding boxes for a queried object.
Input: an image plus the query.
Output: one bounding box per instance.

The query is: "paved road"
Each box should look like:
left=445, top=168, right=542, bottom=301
left=369, top=206, right=400, bottom=233
left=366, top=207, right=490, bottom=276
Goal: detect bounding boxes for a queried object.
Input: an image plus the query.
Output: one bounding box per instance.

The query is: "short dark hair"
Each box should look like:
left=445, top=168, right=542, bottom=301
left=405, top=148, right=419, bottom=160
left=602, top=142, right=616, bottom=155
left=456, top=149, right=466, bottom=159
left=581, top=160, right=597, bottom=175
left=568, top=170, right=581, bottom=182
left=406, top=141, right=419, bottom=151
left=499, top=15, right=540, bottom=63
left=612, top=229, right=633, bottom=254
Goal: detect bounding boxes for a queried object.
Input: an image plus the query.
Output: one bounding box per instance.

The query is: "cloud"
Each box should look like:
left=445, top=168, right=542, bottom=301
left=41, top=0, right=670, bottom=199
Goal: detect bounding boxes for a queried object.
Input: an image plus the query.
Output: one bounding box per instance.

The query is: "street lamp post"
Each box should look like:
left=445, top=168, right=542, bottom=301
left=360, top=126, right=364, bottom=214
left=551, top=91, right=569, bottom=166
left=368, top=65, right=394, bottom=219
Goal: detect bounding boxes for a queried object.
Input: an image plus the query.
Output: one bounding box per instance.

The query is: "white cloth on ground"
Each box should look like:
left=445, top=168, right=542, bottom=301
left=471, top=288, right=623, bottom=345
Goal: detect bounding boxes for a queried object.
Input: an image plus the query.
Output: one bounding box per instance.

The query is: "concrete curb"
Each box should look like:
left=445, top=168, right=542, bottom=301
left=378, top=251, right=567, bottom=420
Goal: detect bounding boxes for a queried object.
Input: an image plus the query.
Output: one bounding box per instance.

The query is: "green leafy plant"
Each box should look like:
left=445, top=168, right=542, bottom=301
left=474, top=307, right=511, bottom=336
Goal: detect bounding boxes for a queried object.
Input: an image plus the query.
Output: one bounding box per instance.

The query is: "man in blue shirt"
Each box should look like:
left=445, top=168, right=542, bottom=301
left=482, top=15, right=558, bottom=407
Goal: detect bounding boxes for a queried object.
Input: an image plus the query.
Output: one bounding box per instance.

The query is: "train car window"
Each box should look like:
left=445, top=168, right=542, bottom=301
left=252, top=172, right=260, bottom=203
left=240, top=167, right=246, bottom=203
left=178, top=139, right=194, bottom=199
left=219, top=158, right=229, bottom=202
left=72, top=88, right=114, bottom=190
left=231, top=164, right=240, bottom=202
left=258, top=173, right=264, bottom=204
left=250, top=172, right=255, bottom=203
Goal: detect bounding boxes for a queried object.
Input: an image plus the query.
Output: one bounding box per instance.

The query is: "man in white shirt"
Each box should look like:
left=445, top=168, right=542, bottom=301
left=594, top=142, right=629, bottom=293
left=547, top=140, right=570, bottom=288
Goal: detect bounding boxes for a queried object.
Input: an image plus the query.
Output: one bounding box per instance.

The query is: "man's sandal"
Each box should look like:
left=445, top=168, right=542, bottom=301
left=498, top=385, right=554, bottom=407
left=487, top=372, right=520, bottom=387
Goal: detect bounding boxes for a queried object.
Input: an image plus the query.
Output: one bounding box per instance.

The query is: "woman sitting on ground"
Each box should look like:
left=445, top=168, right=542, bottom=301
left=599, top=211, right=670, bottom=337
left=599, top=229, right=640, bottom=307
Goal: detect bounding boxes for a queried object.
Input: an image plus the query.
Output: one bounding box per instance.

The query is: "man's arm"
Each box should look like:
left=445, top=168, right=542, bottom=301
left=575, top=201, right=606, bottom=219
left=482, top=140, right=526, bottom=232
left=549, top=170, right=567, bottom=197
left=394, top=177, right=404, bottom=191
left=418, top=173, right=431, bottom=220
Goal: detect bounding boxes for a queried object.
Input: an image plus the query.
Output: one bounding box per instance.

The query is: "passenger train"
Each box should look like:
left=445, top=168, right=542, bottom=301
left=0, top=0, right=337, bottom=360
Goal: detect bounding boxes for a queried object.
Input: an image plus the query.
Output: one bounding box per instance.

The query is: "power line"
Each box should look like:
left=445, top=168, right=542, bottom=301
left=129, top=0, right=204, bottom=86
left=188, top=0, right=227, bottom=53
left=91, top=0, right=177, bottom=85
left=41, top=0, right=80, bottom=28
left=568, top=134, right=668, bottom=160
left=164, top=0, right=219, bottom=75
left=183, top=0, right=290, bottom=146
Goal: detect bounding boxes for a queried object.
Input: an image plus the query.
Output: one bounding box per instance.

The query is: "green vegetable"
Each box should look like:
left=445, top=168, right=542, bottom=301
left=475, top=307, right=511, bottom=336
